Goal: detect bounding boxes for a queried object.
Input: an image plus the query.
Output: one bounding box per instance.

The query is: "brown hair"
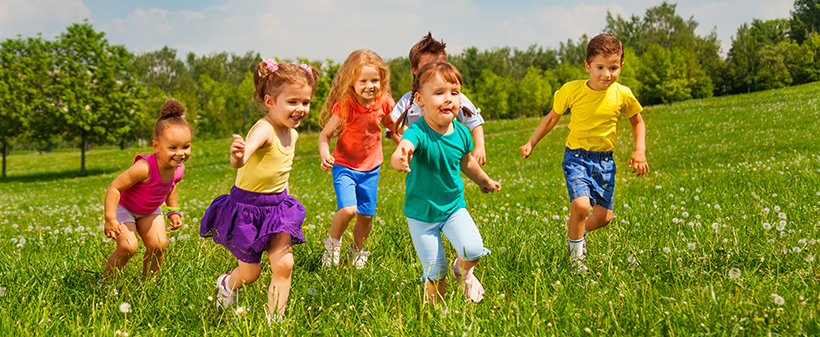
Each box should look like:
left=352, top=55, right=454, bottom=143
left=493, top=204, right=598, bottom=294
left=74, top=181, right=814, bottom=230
left=319, top=49, right=391, bottom=137
left=409, top=32, right=448, bottom=70
left=153, top=100, right=191, bottom=140
left=253, top=61, right=320, bottom=107
left=395, top=60, right=472, bottom=131
left=586, top=34, right=624, bottom=63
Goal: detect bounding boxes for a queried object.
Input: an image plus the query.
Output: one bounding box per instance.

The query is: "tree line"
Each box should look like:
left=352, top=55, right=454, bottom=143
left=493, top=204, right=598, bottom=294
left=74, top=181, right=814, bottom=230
left=1, top=1, right=819, bottom=180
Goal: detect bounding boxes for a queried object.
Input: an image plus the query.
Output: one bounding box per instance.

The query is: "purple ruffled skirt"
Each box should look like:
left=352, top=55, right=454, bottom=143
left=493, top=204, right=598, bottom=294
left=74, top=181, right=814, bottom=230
left=200, top=186, right=306, bottom=263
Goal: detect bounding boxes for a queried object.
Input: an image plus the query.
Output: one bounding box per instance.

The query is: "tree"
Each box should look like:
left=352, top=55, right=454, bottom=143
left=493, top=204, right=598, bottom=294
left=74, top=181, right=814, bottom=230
left=197, top=72, right=255, bottom=138
left=638, top=44, right=692, bottom=104
left=46, top=21, right=143, bottom=176
left=728, top=23, right=759, bottom=93
left=0, top=35, right=53, bottom=181
left=790, top=0, right=820, bottom=44
left=558, top=35, right=588, bottom=66
left=473, top=69, right=510, bottom=120
left=515, top=66, right=552, bottom=117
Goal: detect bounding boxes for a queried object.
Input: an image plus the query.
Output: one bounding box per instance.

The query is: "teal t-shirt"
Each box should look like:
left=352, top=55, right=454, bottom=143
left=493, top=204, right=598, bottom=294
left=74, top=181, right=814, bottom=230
left=401, top=119, right=473, bottom=222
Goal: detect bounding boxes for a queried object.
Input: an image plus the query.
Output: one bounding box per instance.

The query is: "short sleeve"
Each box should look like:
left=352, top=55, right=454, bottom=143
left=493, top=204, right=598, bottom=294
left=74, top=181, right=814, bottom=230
left=402, top=122, right=424, bottom=150
left=331, top=102, right=343, bottom=118
left=382, top=94, right=396, bottom=117
left=620, top=86, right=643, bottom=119
left=390, top=92, right=413, bottom=120
left=457, top=94, right=485, bottom=130
left=552, top=83, right=572, bottom=115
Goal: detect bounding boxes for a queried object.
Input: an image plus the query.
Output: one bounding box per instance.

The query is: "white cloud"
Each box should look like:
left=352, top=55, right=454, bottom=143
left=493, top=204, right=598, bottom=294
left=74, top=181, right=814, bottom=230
left=0, top=0, right=90, bottom=38
left=496, top=3, right=626, bottom=49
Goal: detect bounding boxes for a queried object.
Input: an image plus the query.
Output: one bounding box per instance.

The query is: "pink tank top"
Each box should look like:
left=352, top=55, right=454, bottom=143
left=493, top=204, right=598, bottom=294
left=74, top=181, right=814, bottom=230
left=119, top=153, right=184, bottom=214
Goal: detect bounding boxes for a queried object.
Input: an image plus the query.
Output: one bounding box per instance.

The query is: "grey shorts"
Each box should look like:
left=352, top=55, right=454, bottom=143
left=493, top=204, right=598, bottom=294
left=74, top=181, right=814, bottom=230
left=116, top=204, right=162, bottom=224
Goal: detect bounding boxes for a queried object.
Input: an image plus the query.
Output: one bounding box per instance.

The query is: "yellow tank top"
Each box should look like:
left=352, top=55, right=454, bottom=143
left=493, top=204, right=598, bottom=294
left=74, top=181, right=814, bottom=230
left=235, top=119, right=295, bottom=193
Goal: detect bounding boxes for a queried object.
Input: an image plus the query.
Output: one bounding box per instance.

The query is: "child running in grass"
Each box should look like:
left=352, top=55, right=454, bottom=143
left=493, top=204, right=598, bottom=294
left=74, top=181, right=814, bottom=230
left=318, top=49, right=397, bottom=269
left=200, top=60, right=319, bottom=320
left=103, top=100, right=191, bottom=279
left=392, top=60, right=500, bottom=305
left=388, top=32, right=487, bottom=166
left=519, top=34, right=649, bottom=273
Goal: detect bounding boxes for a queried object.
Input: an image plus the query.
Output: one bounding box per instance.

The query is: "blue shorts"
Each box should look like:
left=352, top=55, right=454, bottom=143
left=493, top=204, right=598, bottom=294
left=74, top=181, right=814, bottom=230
left=332, top=164, right=380, bottom=216
left=562, top=147, right=616, bottom=210
left=406, top=208, right=491, bottom=282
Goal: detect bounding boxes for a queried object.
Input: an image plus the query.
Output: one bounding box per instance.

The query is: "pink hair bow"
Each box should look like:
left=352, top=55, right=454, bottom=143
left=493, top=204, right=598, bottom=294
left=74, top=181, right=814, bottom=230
left=264, top=59, right=279, bottom=73
left=300, top=63, right=312, bottom=75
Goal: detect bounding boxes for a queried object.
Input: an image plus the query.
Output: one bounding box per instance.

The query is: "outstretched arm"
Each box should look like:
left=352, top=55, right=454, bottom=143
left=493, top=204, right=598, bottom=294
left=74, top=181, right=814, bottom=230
left=104, top=160, right=150, bottom=239
left=628, top=112, right=648, bottom=177
left=520, top=109, right=561, bottom=158
left=318, top=116, right=341, bottom=172
left=460, top=153, right=501, bottom=193
left=391, top=139, right=416, bottom=172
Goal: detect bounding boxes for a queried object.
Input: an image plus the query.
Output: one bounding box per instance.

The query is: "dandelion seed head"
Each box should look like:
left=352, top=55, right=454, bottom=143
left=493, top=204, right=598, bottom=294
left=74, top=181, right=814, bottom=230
left=119, top=302, right=131, bottom=313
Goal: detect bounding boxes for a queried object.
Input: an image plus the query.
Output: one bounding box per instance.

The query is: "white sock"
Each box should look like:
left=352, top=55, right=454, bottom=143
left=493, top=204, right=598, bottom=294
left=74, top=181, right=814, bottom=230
left=568, top=238, right=585, bottom=259
left=328, top=236, right=341, bottom=245
left=223, top=274, right=235, bottom=293
left=452, top=260, right=463, bottom=276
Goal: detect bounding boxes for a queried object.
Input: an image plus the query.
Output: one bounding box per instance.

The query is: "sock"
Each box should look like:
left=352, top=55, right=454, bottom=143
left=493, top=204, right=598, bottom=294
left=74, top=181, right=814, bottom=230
left=584, top=228, right=590, bottom=236
left=223, top=274, right=235, bottom=293
left=568, top=238, right=586, bottom=259
left=452, top=260, right=463, bottom=276
left=328, top=236, right=341, bottom=245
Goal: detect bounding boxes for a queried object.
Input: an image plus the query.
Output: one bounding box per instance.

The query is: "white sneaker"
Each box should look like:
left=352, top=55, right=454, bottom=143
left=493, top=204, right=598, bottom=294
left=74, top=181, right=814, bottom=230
left=348, top=244, right=370, bottom=269
left=216, top=273, right=240, bottom=310
left=452, top=260, right=484, bottom=303
left=568, top=244, right=589, bottom=274
left=322, top=238, right=341, bottom=267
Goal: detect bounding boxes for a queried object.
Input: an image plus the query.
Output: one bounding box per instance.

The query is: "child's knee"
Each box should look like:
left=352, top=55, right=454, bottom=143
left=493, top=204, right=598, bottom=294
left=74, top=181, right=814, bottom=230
left=117, top=240, right=139, bottom=256
left=571, top=199, right=591, bottom=215
left=338, top=205, right=357, bottom=217
left=457, top=244, right=487, bottom=261
left=143, top=237, right=167, bottom=252
left=271, top=254, right=294, bottom=278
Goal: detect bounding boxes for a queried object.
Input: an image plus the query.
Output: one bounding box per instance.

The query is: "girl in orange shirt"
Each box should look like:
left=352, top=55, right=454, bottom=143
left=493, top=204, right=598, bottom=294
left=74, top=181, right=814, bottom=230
left=318, top=49, right=397, bottom=269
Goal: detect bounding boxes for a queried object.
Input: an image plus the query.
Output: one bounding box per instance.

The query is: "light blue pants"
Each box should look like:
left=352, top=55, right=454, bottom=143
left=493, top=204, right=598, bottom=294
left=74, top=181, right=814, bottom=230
left=407, top=208, right=490, bottom=282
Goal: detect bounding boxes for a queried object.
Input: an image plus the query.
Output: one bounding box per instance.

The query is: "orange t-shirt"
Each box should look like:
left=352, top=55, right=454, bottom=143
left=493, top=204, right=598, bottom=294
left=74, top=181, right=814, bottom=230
left=332, top=94, right=395, bottom=171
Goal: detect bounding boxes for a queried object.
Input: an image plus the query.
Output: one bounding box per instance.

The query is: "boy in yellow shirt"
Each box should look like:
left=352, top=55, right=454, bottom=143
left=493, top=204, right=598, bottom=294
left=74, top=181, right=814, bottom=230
left=519, top=34, right=649, bottom=273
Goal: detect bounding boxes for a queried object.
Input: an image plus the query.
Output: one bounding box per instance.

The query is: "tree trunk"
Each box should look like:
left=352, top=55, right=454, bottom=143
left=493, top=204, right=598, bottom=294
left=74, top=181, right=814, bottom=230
left=2, top=142, right=7, bottom=182
left=80, top=136, right=87, bottom=177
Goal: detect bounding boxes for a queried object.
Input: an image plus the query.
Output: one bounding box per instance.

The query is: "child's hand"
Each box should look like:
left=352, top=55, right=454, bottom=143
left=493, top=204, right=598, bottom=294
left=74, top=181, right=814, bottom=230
left=629, top=150, right=649, bottom=177
left=168, top=214, right=183, bottom=231
left=230, top=134, right=245, bottom=160
left=104, top=219, right=123, bottom=239
left=480, top=179, right=502, bottom=193
left=472, top=145, right=487, bottom=166
left=320, top=154, right=335, bottom=172
left=397, top=147, right=413, bottom=172
left=519, top=143, right=533, bottom=158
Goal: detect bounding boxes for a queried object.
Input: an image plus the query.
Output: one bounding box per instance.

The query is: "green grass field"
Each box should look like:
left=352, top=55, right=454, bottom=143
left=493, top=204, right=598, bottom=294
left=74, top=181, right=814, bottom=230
left=1, top=82, right=819, bottom=336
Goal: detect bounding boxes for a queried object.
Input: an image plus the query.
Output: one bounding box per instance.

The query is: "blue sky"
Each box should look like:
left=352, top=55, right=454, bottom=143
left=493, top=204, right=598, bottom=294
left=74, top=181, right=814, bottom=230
left=0, top=0, right=794, bottom=62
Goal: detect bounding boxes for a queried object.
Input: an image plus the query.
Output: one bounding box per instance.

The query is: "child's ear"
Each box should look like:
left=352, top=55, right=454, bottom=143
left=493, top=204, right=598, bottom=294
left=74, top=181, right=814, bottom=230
left=414, top=91, right=424, bottom=107
left=264, top=94, right=275, bottom=107
left=152, top=139, right=159, bottom=151
left=584, top=60, right=590, bottom=72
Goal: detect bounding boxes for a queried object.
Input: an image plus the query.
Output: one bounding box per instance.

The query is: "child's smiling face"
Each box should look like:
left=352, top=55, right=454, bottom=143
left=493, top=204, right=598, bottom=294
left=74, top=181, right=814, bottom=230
left=353, top=65, right=381, bottom=106
left=153, top=127, right=191, bottom=169
left=415, top=73, right=461, bottom=132
left=584, top=53, right=622, bottom=91
left=265, top=82, right=312, bottom=129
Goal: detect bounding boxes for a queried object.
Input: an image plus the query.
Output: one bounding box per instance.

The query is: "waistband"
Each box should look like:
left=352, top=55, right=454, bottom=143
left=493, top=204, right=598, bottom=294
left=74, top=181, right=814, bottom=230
left=564, top=147, right=613, bottom=160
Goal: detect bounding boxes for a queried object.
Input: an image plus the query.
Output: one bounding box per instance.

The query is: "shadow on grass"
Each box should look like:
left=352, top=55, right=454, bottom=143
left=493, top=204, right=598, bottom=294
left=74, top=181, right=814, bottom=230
left=1, top=168, right=118, bottom=183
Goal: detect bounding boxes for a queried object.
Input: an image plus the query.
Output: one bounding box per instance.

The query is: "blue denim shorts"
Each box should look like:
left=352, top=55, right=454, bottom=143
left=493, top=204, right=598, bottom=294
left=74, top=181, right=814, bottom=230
left=332, top=164, right=380, bottom=216
left=406, top=208, right=491, bottom=282
left=562, top=147, right=616, bottom=210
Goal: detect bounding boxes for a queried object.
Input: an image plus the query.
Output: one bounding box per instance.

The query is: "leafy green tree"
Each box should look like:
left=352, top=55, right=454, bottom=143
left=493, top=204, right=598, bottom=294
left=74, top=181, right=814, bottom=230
left=557, top=35, right=589, bottom=66
left=473, top=69, right=510, bottom=120
left=755, top=43, right=793, bottom=90
left=0, top=35, right=53, bottom=181
left=783, top=32, right=820, bottom=84
left=197, top=72, right=255, bottom=138
left=605, top=11, right=646, bottom=55
left=387, top=56, right=412, bottom=101
left=515, top=66, right=552, bottom=117
left=790, top=0, right=820, bottom=44
left=638, top=44, right=692, bottom=104
left=728, top=23, right=759, bottom=93
left=617, top=46, right=643, bottom=99
left=509, top=44, right=559, bottom=81
left=552, top=62, right=587, bottom=88
left=46, top=21, right=143, bottom=176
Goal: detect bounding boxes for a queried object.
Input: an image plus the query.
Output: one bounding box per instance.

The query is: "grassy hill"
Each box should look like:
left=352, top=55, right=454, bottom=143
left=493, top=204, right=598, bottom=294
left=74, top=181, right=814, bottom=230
left=1, top=82, right=818, bottom=335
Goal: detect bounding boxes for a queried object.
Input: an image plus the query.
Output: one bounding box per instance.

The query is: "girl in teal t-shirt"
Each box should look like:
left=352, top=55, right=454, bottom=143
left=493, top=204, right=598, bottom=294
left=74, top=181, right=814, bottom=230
left=391, top=60, right=501, bottom=306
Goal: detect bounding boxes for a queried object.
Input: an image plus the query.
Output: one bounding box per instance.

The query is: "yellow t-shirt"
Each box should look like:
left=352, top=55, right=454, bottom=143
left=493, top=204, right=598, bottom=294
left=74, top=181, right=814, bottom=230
left=553, top=81, right=643, bottom=152
left=235, top=119, right=295, bottom=194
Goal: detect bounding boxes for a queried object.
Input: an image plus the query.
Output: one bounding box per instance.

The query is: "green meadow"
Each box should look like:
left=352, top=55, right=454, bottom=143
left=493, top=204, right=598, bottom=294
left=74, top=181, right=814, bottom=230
left=1, top=82, right=819, bottom=336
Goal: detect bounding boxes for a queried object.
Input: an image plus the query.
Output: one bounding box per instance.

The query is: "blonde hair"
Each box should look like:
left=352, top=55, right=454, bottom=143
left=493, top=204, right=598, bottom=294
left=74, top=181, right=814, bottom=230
left=319, top=49, right=391, bottom=137
left=253, top=61, right=320, bottom=108
left=396, top=60, right=472, bottom=131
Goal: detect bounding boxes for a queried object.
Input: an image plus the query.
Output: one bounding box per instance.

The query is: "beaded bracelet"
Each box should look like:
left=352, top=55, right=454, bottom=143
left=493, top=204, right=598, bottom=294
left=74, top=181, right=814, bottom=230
left=165, top=207, right=182, bottom=220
